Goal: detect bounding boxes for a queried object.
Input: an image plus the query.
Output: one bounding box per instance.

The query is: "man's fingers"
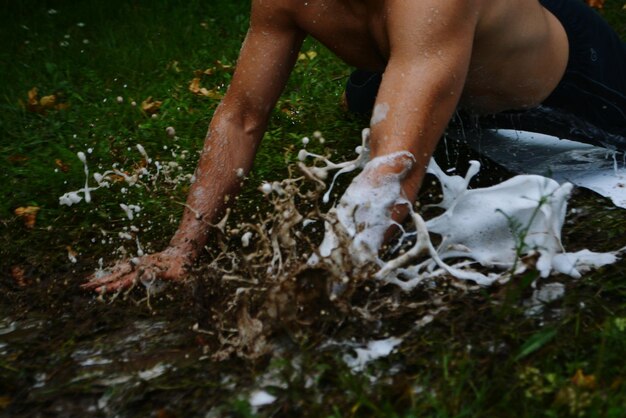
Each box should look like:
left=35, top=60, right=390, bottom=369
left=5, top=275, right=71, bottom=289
left=81, top=254, right=183, bottom=293
left=94, top=273, right=137, bottom=294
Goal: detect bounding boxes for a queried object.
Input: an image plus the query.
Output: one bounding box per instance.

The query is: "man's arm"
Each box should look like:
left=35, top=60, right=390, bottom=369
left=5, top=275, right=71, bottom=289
left=369, top=0, right=479, bottom=201
left=84, top=1, right=305, bottom=292
left=168, top=2, right=305, bottom=257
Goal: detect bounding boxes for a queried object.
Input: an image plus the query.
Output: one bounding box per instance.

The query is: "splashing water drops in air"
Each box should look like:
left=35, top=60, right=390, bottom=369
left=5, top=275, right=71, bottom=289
left=59, top=141, right=195, bottom=265
left=62, top=128, right=622, bottom=287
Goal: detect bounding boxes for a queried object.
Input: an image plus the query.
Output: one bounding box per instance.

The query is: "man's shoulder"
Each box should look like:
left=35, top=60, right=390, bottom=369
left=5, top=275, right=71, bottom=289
left=251, top=0, right=300, bottom=15
left=250, top=0, right=301, bottom=26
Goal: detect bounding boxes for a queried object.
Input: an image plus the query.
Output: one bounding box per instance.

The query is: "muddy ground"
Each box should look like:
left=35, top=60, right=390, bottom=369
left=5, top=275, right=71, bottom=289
left=2, top=139, right=626, bottom=417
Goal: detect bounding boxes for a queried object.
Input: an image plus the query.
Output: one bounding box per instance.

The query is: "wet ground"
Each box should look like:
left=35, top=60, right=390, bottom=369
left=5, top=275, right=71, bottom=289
left=2, top=141, right=626, bottom=417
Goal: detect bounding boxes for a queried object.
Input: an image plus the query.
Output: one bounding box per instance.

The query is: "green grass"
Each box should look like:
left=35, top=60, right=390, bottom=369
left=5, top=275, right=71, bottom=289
left=0, top=0, right=362, bottom=268
left=1, top=1, right=625, bottom=417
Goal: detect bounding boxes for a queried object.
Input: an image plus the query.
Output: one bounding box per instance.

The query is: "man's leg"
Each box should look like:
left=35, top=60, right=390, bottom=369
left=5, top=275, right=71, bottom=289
left=344, top=69, right=382, bottom=115
left=530, top=0, right=626, bottom=148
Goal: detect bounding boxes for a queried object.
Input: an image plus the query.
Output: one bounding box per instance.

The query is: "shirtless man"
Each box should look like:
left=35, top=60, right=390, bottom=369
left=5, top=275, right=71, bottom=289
left=84, top=0, right=625, bottom=292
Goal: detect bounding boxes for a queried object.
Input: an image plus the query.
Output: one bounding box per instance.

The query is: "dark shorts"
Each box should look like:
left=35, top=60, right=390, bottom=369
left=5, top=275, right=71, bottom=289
left=539, top=0, right=626, bottom=138
left=345, top=0, right=626, bottom=149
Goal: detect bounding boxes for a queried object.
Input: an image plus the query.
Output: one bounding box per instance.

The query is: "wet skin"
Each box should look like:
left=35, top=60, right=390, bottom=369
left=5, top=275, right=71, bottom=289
left=84, top=0, right=569, bottom=292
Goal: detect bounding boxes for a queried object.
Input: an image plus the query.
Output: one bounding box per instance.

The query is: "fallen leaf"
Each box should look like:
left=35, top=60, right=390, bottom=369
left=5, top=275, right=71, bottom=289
left=203, top=89, right=224, bottom=100
left=8, top=154, right=28, bottom=164
left=55, top=158, right=69, bottom=172
left=23, top=87, right=68, bottom=113
left=10, top=266, right=29, bottom=287
left=141, top=96, right=162, bottom=115
left=188, top=77, right=202, bottom=94
left=585, top=0, right=604, bottom=8
left=14, top=206, right=40, bottom=228
left=281, top=107, right=297, bottom=117
left=215, top=60, right=234, bottom=73
left=39, top=94, right=57, bottom=109
left=571, top=369, right=596, bottom=390
left=188, top=77, right=223, bottom=100
left=27, top=87, right=39, bottom=111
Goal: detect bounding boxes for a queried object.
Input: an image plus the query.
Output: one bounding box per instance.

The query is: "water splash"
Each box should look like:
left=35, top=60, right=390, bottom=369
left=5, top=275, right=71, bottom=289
left=298, top=131, right=622, bottom=291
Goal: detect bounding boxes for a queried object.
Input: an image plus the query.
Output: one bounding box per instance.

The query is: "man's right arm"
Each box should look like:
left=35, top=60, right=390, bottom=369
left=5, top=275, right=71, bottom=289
left=83, top=1, right=305, bottom=292
left=169, top=2, right=306, bottom=257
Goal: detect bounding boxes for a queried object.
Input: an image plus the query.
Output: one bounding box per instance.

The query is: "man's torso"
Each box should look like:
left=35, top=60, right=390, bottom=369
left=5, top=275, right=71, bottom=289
left=266, top=0, right=569, bottom=114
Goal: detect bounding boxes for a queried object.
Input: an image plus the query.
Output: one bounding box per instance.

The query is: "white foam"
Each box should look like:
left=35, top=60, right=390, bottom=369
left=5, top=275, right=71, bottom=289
left=298, top=128, right=372, bottom=204
left=249, top=390, right=277, bottom=407
left=137, top=363, right=169, bottom=380
left=318, top=151, right=414, bottom=265
left=371, top=103, right=390, bottom=126
left=304, top=131, right=621, bottom=289
left=425, top=159, right=572, bottom=277
left=524, top=282, right=565, bottom=317
left=342, top=337, right=402, bottom=372
left=77, top=151, right=91, bottom=203
left=241, top=231, right=253, bottom=248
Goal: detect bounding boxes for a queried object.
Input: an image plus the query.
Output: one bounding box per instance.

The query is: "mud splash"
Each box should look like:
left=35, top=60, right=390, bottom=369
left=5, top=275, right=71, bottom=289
left=56, top=128, right=622, bottom=364
left=181, top=128, right=621, bottom=361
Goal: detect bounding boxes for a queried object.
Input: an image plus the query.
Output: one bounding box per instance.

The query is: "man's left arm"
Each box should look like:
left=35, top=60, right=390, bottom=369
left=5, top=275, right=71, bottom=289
left=368, top=0, right=480, bottom=201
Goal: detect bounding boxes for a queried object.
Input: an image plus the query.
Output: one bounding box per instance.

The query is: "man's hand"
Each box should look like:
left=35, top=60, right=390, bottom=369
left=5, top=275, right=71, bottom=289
left=82, top=246, right=192, bottom=293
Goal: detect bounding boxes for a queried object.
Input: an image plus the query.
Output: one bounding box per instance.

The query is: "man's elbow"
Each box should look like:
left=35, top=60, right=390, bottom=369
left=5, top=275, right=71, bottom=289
left=212, top=101, right=269, bottom=143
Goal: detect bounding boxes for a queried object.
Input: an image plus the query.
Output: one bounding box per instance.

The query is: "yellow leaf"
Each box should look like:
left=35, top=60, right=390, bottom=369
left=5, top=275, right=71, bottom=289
left=24, top=88, right=68, bottom=113
left=571, top=369, right=596, bottom=390
left=188, top=77, right=202, bottom=95
left=55, top=158, right=70, bottom=172
left=189, top=77, right=223, bottom=99
left=215, top=60, right=234, bottom=73
left=39, top=94, right=57, bottom=109
left=14, top=206, right=40, bottom=228
left=141, top=96, right=162, bottom=115
left=28, top=87, right=39, bottom=104
left=26, top=87, right=40, bottom=112
left=203, top=89, right=224, bottom=100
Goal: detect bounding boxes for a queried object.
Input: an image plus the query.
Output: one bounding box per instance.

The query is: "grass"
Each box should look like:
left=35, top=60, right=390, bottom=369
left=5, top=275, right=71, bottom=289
left=1, top=0, right=625, bottom=417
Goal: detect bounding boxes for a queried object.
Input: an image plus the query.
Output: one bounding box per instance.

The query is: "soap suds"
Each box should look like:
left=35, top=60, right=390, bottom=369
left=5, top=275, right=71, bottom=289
left=298, top=130, right=622, bottom=289
left=371, top=103, right=390, bottom=126
left=342, top=337, right=402, bottom=372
